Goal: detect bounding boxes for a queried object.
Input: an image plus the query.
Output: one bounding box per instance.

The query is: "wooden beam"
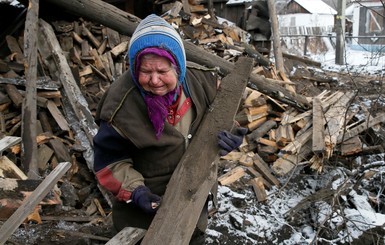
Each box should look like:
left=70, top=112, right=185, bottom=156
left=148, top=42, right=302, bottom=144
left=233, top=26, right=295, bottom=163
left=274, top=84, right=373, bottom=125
left=38, top=19, right=98, bottom=169
left=105, top=227, right=146, bottom=245
left=141, top=57, right=254, bottom=245
left=0, top=162, right=71, bottom=244
left=312, top=97, right=325, bottom=154
left=22, top=0, right=40, bottom=179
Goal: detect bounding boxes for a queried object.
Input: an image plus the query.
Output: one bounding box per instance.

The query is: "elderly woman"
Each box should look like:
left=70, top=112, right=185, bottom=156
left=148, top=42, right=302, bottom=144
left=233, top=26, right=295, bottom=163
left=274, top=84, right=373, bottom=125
left=93, top=14, right=244, bottom=243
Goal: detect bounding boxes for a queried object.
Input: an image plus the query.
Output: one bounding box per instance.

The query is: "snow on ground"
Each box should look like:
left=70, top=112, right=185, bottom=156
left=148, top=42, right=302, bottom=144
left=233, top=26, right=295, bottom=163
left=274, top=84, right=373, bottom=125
left=206, top=47, right=385, bottom=244
left=312, top=47, right=385, bottom=76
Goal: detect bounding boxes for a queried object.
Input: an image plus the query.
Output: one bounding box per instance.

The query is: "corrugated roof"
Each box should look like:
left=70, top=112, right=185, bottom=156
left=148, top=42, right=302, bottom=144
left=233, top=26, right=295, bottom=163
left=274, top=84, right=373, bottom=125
left=293, top=0, right=337, bottom=14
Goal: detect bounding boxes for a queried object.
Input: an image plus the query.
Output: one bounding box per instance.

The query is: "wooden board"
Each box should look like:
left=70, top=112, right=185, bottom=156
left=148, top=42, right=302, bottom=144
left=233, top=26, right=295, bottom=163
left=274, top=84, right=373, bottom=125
left=141, top=57, right=254, bottom=245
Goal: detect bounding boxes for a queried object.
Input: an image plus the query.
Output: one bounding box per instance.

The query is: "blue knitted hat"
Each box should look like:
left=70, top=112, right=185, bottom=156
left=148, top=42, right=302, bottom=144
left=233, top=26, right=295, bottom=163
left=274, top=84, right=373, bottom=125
left=128, top=14, right=186, bottom=87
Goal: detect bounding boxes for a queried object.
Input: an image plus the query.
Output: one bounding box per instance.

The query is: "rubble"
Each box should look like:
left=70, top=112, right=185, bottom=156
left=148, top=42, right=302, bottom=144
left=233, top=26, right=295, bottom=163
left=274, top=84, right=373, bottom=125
left=0, top=0, right=384, bottom=244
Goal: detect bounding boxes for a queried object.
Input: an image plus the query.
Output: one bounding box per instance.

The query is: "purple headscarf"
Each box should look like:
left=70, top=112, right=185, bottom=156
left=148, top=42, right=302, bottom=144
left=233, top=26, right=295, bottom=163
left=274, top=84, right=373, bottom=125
left=135, top=47, right=180, bottom=139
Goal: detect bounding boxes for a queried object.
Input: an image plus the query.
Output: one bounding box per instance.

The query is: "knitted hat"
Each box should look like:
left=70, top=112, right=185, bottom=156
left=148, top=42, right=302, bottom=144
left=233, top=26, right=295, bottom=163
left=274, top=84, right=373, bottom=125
left=128, top=14, right=186, bottom=86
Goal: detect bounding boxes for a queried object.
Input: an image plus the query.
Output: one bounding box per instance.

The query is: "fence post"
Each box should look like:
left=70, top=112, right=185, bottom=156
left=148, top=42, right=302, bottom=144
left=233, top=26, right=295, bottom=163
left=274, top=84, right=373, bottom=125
left=335, top=0, right=346, bottom=65
left=304, top=35, right=309, bottom=56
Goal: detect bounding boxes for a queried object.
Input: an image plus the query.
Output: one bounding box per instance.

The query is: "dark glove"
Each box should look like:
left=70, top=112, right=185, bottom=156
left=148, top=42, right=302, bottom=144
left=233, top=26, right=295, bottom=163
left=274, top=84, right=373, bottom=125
left=218, top=127, right=248, bottom=156
left=131, top=186, right=161, bottom=214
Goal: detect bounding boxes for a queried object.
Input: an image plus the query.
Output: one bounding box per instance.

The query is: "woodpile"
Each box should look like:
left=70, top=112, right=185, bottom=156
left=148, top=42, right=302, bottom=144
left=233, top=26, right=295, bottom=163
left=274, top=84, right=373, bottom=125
left=0, top=0, right=384, bottom=244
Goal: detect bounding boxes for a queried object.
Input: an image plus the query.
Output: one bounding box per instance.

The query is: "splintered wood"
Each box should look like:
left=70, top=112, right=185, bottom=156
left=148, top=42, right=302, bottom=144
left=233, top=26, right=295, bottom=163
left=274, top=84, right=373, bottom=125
left=218, top=86, right=383, bottom=202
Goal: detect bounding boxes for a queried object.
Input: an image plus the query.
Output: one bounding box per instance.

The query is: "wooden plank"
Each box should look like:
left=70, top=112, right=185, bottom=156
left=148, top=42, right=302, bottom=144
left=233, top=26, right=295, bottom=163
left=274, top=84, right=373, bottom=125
left=324, top=91, right=355, bottom=157
left=22, top=0, right=40, bottom=179
left=0, top=155, right=27, bottom=180
left=0, top=161, right=71, bottom=244
left=337, top=112, right=385, bottom=143
left=312, top=97, right=325, bottom=153
left=141, top=57, right=254, bottom=245
left=38, top=18, right=99, bottom=170
left=0, top=136, right=21, bottom=154
left=105, top=227, right=146, bottom=245
left=46, top=100, right=70, bottom=131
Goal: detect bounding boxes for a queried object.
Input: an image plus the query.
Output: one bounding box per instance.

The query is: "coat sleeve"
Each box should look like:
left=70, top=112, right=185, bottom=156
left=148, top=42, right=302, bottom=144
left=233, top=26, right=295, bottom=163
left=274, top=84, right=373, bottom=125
left=93, top=120, right=144, bottom=201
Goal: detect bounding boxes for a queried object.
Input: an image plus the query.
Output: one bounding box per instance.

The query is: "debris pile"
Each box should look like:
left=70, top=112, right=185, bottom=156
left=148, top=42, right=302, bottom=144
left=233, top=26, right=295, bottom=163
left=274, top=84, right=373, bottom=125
left=0, top=0, right=384, bottom=244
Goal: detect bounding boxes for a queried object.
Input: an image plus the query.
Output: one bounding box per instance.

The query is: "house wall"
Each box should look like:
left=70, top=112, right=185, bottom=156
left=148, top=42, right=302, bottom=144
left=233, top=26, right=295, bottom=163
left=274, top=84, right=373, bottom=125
left=278, top=14, right=335, bottom=35
left=351, top=2, right=385, bottom=50
left=278, top=14, right=335, bottom=55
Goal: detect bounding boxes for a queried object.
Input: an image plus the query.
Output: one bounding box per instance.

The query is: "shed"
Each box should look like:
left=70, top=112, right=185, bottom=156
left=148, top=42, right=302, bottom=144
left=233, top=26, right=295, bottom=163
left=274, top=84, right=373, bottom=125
left=347, top=0, right=385, bottom=51
left=278, top=0, right=337, bottom=36
left=276, top=0, right=337, bottom=55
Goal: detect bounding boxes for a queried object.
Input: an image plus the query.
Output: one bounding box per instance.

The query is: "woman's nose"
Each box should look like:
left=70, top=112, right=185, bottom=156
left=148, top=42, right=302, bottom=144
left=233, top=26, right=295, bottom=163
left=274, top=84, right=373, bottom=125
left=149, top=73, right=161, bottom=84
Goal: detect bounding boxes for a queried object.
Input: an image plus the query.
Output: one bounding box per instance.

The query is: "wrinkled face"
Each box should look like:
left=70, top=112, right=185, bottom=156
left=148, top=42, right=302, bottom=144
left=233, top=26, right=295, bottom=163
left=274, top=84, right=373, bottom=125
left=138, top=54, right=178, bottom=96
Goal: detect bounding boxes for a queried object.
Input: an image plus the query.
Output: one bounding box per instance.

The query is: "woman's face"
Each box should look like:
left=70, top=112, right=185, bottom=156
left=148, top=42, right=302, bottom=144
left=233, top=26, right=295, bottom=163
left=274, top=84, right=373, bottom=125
left=138, top=55, right=178, bottom=96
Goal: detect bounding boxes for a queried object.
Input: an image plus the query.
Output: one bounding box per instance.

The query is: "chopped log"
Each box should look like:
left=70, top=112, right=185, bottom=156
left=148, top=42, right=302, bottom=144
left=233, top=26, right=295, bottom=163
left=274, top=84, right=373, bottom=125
left=243, top=90, right=263, bottom=108
left=247, top=119, right=277, bottom=143
left=141, top=57, right=254, bottom=245
left=48, top=137, right=71, bottom=163
left=90, top=48, right=107, bottom=74
left=5, top=84, right=23, bottom=108
left=312, top=98, right=325, bottom=154
left=258, top=137, right=279, bottom=148
left=248, top=104, right=270, bottom=117
left=247, top=116, right=267, bottom=131
left=0, top=162, right=71, bottom=244
left=272, top=141, right=312, bottom=176
left=79, top=65, right=93, bottom=77
left=218, top=166, right=246, bottom=185
left=275, top=124, right=294, bottom=147
left=37, top=143, right=54, bottom=170
left=250, top=177, right=267, bottom=202
left=253, top=153, right=280, bottom=186
left=110, top=41, right=129, bottom=57
left=220, top=151, right=243, bottom=161
left=82, top=23, right=101, bottom=48
left=106, top=27, right=121, bottom=49
left=5, top=35, right=24, bottom=64
left=239, top=152, right=254, bottom=167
